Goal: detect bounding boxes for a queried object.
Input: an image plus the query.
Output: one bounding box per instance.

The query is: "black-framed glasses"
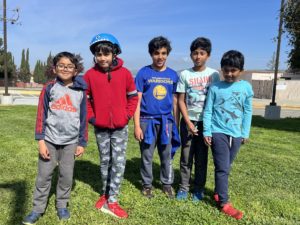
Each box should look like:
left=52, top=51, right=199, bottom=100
left=56, top=64, right=76, bottom=71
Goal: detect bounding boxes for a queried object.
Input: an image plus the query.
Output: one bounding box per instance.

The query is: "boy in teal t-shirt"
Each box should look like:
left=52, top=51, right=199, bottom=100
left=203, top=50, right=253, bottom=220
left=176, top=37, right=219, bottom=201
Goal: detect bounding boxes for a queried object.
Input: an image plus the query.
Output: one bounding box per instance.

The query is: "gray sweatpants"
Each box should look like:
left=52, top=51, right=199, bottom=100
left=140, top=121, right=174, bottom=188
left=32, top=141, right=76, bottom=213
left=94, top=125, right=128, bottom=203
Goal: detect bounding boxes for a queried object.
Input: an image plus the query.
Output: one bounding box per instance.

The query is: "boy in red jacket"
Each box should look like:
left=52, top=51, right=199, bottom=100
left=84, top=33, right=138, bottom=218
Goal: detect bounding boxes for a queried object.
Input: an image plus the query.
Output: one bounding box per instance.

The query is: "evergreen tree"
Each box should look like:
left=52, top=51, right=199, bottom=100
left=18, top=48, right=31, bottom=82
left=0, top=38, right=17, bottom=80
left=26, top=48, right=30, bottom=75
left=284, top=0, right=300, bottom=71
left=33, top=60, right=47, bottom=84
left=45, top=52, right=55, bottom=81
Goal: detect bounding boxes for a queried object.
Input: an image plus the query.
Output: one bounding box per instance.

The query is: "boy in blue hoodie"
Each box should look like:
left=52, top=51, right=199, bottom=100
left=23, top=52, right=87, bottom=224
left=203, top=50, right=253, bottom=220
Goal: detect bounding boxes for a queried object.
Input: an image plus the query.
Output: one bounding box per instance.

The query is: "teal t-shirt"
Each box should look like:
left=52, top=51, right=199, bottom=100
left=176, top=67, right=220, bottom=121
left=203, top=80, right=254, bottom=138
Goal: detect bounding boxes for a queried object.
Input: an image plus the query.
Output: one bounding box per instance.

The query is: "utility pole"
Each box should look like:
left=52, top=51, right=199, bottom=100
left=3, top=0, right=8, bottom=95
left=270, top=0, right=285, bottom=106
left=1, top=0, right=19, bottom=96
left=264, top=0, right=285, bottom=119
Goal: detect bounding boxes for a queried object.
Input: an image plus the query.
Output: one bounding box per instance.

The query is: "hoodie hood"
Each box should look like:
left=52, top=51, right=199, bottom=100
left=72, top=75, right=87, bottom=90
left=55, top=75, right=87, bottom=90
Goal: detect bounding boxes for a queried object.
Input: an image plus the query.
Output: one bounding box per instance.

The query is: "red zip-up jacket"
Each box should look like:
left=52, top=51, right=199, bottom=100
left=83, top=57, right=138, bottom=129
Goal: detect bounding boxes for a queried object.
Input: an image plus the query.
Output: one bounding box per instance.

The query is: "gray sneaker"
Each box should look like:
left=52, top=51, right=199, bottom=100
left=23, top=211, right=42, bottom=224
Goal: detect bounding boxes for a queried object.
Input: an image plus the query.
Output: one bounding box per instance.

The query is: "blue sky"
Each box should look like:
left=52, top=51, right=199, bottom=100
left=6, top=0, right=289, bottom=72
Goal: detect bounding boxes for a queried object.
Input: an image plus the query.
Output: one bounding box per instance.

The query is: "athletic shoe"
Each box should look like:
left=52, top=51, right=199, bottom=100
left=95, top=195, right=108, bottom=209
left=214, top=193, right=220, bottom=204
left=101, top=202, right=128, bottom=218
left=192, top=191, right=203, bottom=202
left=141, top=186, right=154, bottom=199
left=57, top=208, right=70, bottom=220
left=22, top=211, right=42, bottom=224
left=221, top=203, right=243, bottom=220
left=162, top=186, right=175, bottom=199
left=176, top=190, right=188, bottom=200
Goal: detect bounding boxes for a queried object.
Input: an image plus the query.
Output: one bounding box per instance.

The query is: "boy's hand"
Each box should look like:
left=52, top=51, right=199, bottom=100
left=187, top=122, right=198, bottom=136
left=38, top=140, right=50, bottom=160
left=203, top=136, right=212, bottom=146
left=242, top=138, right=248, bottom=144
left=75, top=146, right=85, bottom=157
left=134, top=126, right=144, bottom=142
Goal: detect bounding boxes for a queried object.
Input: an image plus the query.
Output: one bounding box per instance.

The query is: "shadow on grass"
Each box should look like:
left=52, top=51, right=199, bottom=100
left=0, top=181, right=27, bottom=225
left=252, top=115, right=300, bottom=132
left=73, top=160, right=101, bottom=194
left=73, top=157, right=181, bottom=195
left=125, top=157, right=181, bottom=191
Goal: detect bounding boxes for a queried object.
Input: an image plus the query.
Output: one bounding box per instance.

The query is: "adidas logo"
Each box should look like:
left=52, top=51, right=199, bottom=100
left=51, top=94, right=77, bottom=112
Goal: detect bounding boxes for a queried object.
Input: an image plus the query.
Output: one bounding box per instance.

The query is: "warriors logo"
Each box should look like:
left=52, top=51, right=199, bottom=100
left=153, top=85, right=167, bottom=100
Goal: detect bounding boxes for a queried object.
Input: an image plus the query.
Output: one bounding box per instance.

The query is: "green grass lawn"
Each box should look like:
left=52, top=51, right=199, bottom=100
left=0, top=106, right=300, bottom=225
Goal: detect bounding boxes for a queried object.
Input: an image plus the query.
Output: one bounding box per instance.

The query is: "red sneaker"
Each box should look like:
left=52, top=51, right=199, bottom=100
left=221, top=203, right=243, bottom=220
left=95, top=195, right=108, bottom=209
left=101, top=202, right=128, bottom=218
left=213, top=193, right=220, bottom=204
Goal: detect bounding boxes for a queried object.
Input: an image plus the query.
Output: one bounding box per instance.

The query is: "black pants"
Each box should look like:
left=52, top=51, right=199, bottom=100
left=179, top=119, right=208, bottom=192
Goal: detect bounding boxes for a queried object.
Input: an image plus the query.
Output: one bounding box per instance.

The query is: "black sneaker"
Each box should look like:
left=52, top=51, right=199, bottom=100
left=141, top=186, right=154, bottom=198
left=162, top=186, right=175, bottom=199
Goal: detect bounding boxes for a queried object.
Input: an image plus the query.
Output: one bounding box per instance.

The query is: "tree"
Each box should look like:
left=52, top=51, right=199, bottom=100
left=33, top=60, right=47, bottom=84
left=0, top=38, right=17, bottom=80
left=45, top=52, right=55, bottom=81
left=284, top=0, right=300, bottom=71
left=267, top=52, right=276, bottom=70
left=18, top=48, right=31, bottom=82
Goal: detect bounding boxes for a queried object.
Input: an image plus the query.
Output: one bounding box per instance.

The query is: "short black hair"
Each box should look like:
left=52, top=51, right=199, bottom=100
left=53, top=52, right=79, bottom=69
left=221, top=50, right=244, bottom=71
left=148, top=36, right=172, bottom=55
left=190, top=37, right=212, bottom=55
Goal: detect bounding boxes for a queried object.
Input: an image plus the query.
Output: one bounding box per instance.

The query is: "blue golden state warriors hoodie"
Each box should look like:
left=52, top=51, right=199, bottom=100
left=35, top=76, right=88, bottom=147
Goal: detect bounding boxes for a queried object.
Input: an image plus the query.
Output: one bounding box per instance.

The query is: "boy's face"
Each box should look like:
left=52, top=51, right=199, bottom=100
left=222, top=66, right=242, bottom=83
left=53, top=57, right=77, bottom=84
left=95, top=51, right=113, bottom=70
left=190, top=48, right=209, bottom=68
left=151, top=47, right=168, bottom=71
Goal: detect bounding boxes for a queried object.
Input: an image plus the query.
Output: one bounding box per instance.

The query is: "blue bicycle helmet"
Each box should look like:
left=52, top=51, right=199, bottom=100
left=89, top=33, right=122, bottom=55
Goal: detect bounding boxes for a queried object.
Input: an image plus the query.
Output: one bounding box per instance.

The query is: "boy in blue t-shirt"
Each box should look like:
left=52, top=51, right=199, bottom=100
left=203, top=50, right=253, bottom=220
left=176, top=37, right=220, bottom=201
left=134, top=36, right=180, bottom=199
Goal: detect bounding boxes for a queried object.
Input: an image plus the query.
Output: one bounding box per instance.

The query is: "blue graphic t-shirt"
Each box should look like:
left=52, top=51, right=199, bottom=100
left=203, top=80, right=253, bottom=138
left=135, top=65, right=178, bottom=116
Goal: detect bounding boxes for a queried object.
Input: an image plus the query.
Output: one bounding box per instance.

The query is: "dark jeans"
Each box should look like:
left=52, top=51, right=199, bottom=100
left=211, top=133, right=242, bottom=205
left=179, top=119, right=208, bottom=192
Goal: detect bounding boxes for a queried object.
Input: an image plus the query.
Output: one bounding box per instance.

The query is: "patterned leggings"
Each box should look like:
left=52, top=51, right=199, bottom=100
left=94, top=125, right=128, bottom=203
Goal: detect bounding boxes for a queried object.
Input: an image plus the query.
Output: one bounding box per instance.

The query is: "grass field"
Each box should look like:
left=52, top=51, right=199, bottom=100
left=0, top=106, right=300, bottom=225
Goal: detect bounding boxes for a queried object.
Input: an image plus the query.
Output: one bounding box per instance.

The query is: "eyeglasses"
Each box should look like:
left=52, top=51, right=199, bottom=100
left=56, top=64, right=76, bottom=71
